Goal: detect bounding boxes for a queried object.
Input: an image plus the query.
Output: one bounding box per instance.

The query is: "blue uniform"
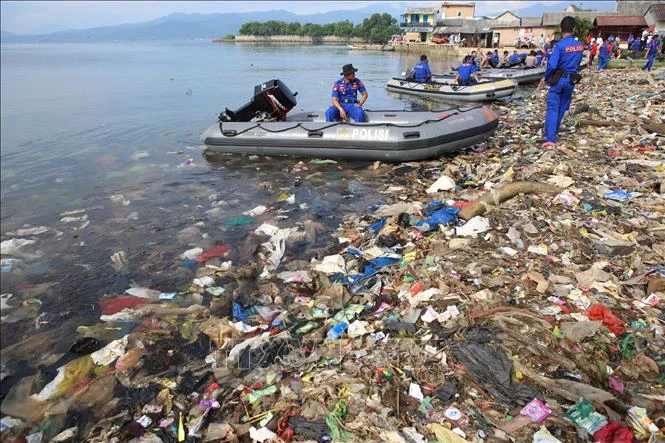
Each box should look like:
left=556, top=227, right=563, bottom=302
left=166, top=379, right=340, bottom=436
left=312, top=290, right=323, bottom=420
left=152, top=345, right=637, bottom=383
left=598, top=42, right=610, bottom=70
left=644, top=39, right=659, bottom=71
left=413, top=60, right=432, bottom=82
left=457, top=62, right=477, bottom=85
left=544, top=34, right=584, bottom=143
left=632, top=39, right=640, bottom=54
left=508, top=53, right=521, bottom=65
left=535, top=53, right=544, bottom=66
left=325, top=77, right=367, bottom=122
left=489, top=53, right=499, bottom=67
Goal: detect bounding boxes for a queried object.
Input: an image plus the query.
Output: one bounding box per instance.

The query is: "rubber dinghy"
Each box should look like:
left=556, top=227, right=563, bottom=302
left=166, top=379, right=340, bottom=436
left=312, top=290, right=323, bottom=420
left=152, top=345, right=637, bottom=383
left=434, top=60, right=586, bottom=85
left=434, top=65, right=545, bottom=84
left=201, top=79, right=499, bottom=162
left=385, top=77, right=518, bottom=102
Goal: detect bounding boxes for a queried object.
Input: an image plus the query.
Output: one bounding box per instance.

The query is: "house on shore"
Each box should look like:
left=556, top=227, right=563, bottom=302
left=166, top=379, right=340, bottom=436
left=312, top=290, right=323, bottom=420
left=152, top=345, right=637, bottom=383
left=644, top=3, right=665, bottom=35
left=593, top=16, right=648, bottom=40
left=400, top=7, right=440, bottom=42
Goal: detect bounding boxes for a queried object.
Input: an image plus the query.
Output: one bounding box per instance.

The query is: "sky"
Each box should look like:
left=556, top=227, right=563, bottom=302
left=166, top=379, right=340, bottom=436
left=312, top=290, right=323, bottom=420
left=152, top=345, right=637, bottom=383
left=1, top=1, right=568, bottom=35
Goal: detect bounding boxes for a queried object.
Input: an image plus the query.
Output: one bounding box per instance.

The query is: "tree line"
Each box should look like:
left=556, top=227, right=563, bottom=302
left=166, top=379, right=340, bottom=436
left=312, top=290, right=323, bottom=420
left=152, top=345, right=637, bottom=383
left=238, top=13, right=399, bottom=43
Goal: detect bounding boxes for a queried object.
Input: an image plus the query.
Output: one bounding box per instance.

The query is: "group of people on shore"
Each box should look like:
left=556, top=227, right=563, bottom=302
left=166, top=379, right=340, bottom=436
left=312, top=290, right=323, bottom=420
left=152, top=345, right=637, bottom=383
left=324, top=16, right=660, bottom=152
left=587, top=32, right=663, bottom=71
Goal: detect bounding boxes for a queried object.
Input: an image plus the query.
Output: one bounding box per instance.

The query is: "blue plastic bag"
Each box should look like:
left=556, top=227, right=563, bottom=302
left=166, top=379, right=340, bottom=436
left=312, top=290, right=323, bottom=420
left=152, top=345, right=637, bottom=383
left=415, top=206, right=460, bottom=232
left=603, top=189, right=633, bottom=202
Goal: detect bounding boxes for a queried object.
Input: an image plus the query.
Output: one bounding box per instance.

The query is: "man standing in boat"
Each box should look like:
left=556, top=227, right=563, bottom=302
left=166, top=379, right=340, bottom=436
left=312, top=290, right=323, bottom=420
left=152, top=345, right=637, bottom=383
left=325, top=64, right=368, bottom=123
left=540, top=16, right=583, bottom=149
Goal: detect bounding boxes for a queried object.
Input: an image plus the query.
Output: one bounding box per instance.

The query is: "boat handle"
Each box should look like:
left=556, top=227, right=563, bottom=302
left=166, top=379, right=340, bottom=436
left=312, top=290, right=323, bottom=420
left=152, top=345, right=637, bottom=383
left=222, top=129, right=237, bottom=136
left=486, top=93, right=496, bottom=98
left=308, top=131, right=324, bottom=138
left=403, top=131, right=420, bottom=139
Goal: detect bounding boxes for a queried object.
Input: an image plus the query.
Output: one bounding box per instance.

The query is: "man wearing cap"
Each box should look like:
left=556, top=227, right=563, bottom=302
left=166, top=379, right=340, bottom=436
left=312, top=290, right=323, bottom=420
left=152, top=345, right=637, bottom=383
left=325, top=64, right=368, bottom=123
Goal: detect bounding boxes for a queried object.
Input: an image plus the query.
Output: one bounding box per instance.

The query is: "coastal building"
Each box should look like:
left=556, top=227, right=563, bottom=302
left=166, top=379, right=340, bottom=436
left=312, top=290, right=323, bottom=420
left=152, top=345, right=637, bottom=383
left=400, top=2, right=628, bottom=47
left=400, top=7, right=440, bottom=42
left=593, top=16, right=648, bottom=40
left=617, top=0, right=663, bottom=17
left=440, top=2, right=475, bottom=19
left=644, top=3, right=665, bottom=35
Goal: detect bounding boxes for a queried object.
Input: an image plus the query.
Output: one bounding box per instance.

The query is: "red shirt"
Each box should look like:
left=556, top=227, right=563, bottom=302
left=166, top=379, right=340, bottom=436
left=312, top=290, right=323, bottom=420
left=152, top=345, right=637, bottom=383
left=591, top=42, right=598, bottom=55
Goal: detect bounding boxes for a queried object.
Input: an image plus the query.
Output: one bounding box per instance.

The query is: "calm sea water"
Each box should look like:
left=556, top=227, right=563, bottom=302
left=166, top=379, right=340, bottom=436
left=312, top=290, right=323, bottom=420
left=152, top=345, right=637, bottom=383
left=0, top=41, right=486, bottom=365
left=1, top=41, right=462, bottom=221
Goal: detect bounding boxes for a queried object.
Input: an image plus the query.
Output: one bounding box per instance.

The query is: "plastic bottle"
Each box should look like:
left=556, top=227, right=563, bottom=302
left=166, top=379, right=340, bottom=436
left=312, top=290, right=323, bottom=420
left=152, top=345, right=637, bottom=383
left=327, top=322, right=348, bottom=340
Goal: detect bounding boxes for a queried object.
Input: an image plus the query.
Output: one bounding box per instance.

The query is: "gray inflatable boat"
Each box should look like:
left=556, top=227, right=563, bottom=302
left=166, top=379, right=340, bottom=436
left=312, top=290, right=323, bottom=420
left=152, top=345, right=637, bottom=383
left=386, top=77, right=517, bottom=102
left=434, top=59, right=587, bottom=84
left=202, top=80, right=499, bottom=162
left=434, top=65, right=545, bottom=84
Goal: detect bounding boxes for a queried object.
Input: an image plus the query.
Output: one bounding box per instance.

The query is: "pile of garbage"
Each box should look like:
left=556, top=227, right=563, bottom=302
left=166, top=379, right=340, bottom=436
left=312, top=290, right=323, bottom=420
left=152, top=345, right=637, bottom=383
left=1, top=68, right=664, bottom=442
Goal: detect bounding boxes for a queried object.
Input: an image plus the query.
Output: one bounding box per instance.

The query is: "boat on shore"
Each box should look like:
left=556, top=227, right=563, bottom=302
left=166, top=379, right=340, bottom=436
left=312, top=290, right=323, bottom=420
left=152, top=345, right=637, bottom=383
left=386, top=77, right=518, bottom=102
left=434, top=59, right=588, bottom=84
left=434, top=65, right=545, bottom=84
left=347, top=43, right=395, bottom=51
left=201, top=79, right=499, bottom=162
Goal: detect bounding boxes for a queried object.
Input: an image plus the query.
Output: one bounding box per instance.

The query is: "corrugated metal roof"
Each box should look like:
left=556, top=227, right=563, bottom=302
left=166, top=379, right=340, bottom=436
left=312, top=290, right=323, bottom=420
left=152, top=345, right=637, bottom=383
left=434, top=25, right=490, bottom=34
left=521, top=17, right=543, bottom=26
left=541, top=11, right=617, bottom=26
left=594, top=16, right=647, bottom=27
left=404, top=8, right=440, bottom=14
left=647, top=3, right=665, bottom=21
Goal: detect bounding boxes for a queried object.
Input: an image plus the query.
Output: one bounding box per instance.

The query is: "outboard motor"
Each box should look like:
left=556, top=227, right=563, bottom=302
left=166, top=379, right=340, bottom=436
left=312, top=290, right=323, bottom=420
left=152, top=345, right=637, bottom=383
left=220, top=79, right=297, bottom=122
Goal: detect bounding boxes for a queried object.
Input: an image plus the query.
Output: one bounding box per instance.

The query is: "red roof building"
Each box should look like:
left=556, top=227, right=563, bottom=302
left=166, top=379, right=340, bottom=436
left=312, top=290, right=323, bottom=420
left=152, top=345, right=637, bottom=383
left=593, top=16, right=648, bottom=39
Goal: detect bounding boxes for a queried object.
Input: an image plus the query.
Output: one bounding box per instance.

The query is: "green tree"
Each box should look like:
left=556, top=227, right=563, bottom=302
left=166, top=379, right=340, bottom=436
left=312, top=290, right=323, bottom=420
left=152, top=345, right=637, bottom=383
left=239, top=21, right=260, bottom=35
left=358, top=13, right=399, bottom=43
left=287, top=22, right=301, bottom=35
left=238, top=16, right=398, bottom=41
left=573, top=16, right=593, bottom=41
left=301, top=23, right=324, bottom=38
left=333, top=20, right=354, bottom=37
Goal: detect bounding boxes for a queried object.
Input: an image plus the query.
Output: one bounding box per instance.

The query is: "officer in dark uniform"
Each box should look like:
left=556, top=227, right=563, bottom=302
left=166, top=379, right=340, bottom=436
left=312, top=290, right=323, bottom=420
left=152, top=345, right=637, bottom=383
left=598, top=39, right=610, bottom=70
left=489, top=49, right=500, bottom=68
left=413, top=55, right=433, bottom=83
left=325, top=64, right=368, bottom=122
left=644, top=37, right=660, bottom=72
left=454, top=56, right=479, bottom=85
left=541, top=16, right=583, bottom=148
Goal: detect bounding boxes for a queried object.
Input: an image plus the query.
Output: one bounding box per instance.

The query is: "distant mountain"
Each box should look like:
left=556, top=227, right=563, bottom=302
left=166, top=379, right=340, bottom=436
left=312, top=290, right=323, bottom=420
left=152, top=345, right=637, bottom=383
left=0, top=3, right=408, bottom=43
left=512, top=1, right=616, bottom=17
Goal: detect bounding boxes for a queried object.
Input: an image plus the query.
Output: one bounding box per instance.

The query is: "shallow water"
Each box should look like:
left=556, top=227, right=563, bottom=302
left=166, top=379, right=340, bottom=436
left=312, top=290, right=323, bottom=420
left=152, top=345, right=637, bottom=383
left=0, top=41, right=521, bottom=382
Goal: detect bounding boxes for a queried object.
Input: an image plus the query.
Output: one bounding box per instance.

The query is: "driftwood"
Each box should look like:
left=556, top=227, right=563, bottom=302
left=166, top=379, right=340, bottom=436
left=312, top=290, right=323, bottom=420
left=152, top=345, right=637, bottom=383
left=575, top=118, right=623, bottom=127
left=459, top=181, right=561, bottom=221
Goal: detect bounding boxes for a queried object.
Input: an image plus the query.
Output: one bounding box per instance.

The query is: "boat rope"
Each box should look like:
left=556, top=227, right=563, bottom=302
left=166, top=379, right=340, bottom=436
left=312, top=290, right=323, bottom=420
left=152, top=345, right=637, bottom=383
left=217, top=107, right=481, bottom=138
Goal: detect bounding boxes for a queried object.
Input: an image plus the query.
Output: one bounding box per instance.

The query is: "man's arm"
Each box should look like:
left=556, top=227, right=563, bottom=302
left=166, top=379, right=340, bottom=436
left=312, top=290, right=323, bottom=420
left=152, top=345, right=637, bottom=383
left=358, top=90, right=368, bottom=107
left=544, top=43, right=560, bottom=83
